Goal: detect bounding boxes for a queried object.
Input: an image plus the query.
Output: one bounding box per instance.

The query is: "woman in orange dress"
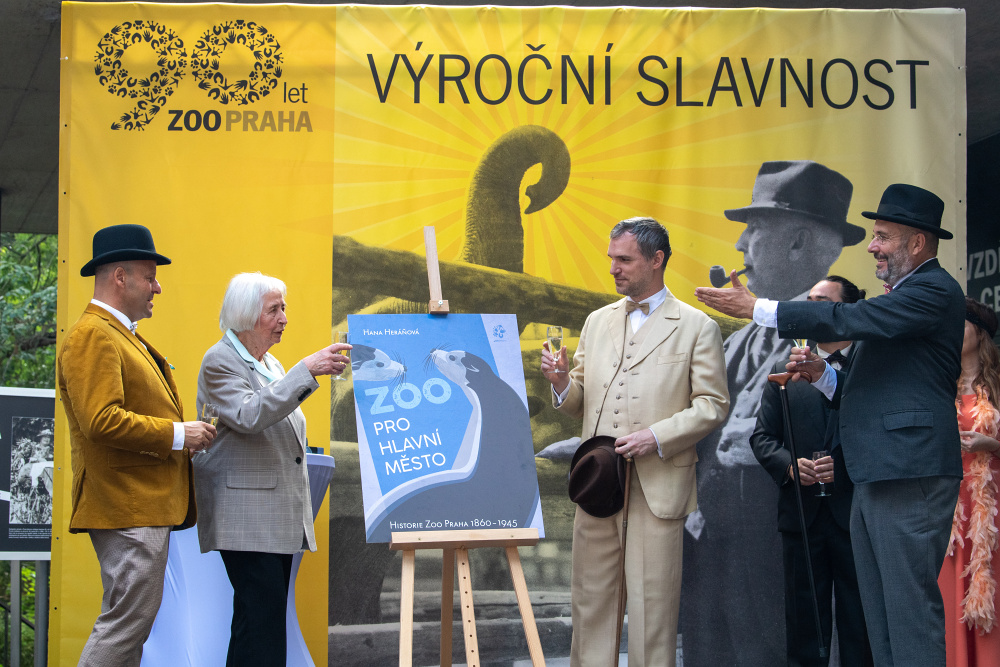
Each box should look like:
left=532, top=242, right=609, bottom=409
left=940, top=297, right=1000, bottom=666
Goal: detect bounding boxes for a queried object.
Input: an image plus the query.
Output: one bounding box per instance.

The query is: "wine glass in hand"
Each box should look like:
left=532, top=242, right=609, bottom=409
left=546, top=326, right=565, bottom=373
left=334, top=331, right=351, bottom=381
left=198, top=403, right=219, bottom=455
left=813, top=450, right=831, bottom=496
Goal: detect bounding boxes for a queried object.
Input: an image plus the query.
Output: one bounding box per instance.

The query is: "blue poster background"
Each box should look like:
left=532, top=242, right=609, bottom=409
left=347, top=314, right=543, bottom=542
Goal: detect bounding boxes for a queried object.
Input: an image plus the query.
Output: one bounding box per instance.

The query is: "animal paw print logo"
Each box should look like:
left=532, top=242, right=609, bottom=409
left=190, top=20, right=282, bottom=105
left=492, top=324, right=506, bottom=340
left=95, top=20, right=188, bottom=130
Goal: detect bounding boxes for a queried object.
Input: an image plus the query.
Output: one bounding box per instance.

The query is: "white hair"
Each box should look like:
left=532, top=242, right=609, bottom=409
left=218, top=272, right=287, bottom=333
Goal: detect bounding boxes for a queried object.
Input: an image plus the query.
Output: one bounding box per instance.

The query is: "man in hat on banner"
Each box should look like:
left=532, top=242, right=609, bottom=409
left=541, top=217, right=729, bottom=667
left=681, top=160, right=866, bottom=665
left=695, top=184, right=965, bottom=666
left=57, top=224, right=216, bottom=666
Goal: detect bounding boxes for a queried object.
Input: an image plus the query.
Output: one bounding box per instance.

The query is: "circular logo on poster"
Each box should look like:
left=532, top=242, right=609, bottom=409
left=190, top=20, right=283, bottom=105
left=94, top=20, right=188, bottom=130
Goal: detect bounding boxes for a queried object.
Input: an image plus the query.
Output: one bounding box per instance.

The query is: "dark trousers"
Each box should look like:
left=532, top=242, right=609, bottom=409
left=220, top=550, right=294, bottom=667
left=781, top=503, right=872, bottom=667
left=850, top=477, right=960, bottom=667
left=681, top=464, right=785, bottom=666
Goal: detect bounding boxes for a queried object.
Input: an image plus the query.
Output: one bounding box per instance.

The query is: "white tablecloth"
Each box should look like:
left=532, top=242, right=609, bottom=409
left=142, top=453, right=335, bottom=667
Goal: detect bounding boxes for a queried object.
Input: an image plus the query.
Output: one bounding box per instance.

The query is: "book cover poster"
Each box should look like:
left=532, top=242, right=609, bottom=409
left=347, top=313, right=542, bottom=542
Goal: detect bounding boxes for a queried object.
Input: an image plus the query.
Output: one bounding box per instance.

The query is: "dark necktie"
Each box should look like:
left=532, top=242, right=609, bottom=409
left=625, top=301, right=649, bottom=315
left=883, top=283, right=893, bottom=294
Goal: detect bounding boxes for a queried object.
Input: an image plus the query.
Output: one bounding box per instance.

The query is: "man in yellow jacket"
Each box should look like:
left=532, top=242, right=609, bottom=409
left=57, top=224, right=215, bottom=666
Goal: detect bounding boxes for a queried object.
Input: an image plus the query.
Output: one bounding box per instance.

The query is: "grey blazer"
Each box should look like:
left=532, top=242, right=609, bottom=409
left=193, top=335, right=320, bottom=554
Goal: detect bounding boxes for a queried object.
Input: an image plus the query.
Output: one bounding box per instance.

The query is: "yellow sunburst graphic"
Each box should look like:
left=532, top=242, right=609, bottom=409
left=333, top=6, right=964, bottom=299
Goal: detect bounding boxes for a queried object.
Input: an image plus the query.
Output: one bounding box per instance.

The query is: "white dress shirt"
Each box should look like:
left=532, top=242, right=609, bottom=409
left=627, top=286, right=668, bottom=333
left=553, top=287, right=668, bottom=451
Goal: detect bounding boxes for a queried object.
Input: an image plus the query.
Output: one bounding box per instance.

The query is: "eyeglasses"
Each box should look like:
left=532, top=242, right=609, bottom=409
left=870, top=231, right=909, bottom=245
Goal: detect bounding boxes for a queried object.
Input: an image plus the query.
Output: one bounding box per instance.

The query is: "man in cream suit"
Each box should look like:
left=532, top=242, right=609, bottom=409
left=57, top=224, right=215, bottom=666
left=541, top=217, right=729, bottom=667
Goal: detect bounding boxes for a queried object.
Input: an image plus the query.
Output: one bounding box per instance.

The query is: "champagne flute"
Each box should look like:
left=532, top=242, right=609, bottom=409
left=790, top=338, right=810, bottom=375
left=813, top=450, right=831, bottom=497
left=199, top=403, right=219, bottom=455
left=334, top=331, right=351, bottom=381
left=546, top=326, right=565, bottom=373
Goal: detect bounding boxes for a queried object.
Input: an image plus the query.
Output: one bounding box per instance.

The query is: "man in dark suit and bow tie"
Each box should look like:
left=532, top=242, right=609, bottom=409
left=750, top=276, right=872, bottom=667
left=696, top=184, right=966, bottom=667
left=58, top=224, right=216, bottom=666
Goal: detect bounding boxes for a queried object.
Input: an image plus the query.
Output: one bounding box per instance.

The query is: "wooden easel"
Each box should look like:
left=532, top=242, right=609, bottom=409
left=424, top=226, right=450, bottom=315
left=387, top=228, right=545, bottom=667
left=390, top=528, right=545, bottom=667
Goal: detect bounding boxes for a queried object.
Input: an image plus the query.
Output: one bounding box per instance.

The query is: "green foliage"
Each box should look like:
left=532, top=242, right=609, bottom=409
left=0, top=233, right=58, bottom=389
left=0, top=560, right=38, bottom=664
left=0, top=232, right=55, bottom=657
left=0, top=233, right=55, bottom=660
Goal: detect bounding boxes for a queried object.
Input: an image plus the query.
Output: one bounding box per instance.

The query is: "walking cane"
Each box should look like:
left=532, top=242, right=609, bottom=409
left=613, top=457, right=633, bottom=667
left=767, top=370, right=828, bottom=660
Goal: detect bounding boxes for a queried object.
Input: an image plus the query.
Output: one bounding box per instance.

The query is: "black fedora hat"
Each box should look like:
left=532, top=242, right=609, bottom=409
left=568, top=435, right=628, bottom=518
left=725, top=160, right=866, bottom=246
left=861, top=184, right=952, bottom=240
left=80, top=224, right=172, bottom=277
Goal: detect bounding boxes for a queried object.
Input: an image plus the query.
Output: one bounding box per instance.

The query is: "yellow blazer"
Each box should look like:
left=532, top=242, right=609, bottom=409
left=57, top=304, right=195, bottom=532
left=557, top=290, right=729, bottom=519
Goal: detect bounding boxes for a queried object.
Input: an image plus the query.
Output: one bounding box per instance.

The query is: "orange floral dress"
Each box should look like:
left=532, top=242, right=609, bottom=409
left=939, top=394, right=1000, bottom=666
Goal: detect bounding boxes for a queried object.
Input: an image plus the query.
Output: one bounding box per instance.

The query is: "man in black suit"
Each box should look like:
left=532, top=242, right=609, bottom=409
left=750, top=276, right=871, bottom=667
left=696, top=184, right=965, bottom=667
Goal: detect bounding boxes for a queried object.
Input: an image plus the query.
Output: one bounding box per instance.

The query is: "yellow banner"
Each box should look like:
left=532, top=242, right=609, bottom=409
left=333, top=5, right=966, bottom=297
left=57, top=4, right=965, bottom=664
left=57, top=4, right=337, bottom=664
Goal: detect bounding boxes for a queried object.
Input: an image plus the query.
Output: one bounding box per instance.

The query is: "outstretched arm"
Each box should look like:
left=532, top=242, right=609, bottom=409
left=694, top=270, right=757, bottom=319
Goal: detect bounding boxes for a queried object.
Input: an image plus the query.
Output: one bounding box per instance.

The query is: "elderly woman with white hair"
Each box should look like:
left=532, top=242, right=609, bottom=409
left=194, top=271, right=349, bottom=666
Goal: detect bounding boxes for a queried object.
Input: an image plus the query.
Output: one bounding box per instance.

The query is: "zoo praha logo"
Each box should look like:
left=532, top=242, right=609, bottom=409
left=95, top=19, right=311, bottom=132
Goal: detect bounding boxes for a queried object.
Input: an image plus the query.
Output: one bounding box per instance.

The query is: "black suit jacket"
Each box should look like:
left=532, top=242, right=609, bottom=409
left=777, top=258, right=964, bottom=484
left=750, top=354, right=854, bottom=533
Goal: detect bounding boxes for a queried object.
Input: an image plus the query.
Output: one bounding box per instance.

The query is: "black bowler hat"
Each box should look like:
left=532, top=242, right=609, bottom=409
left=80, top=224, right=172, bottom=277
left=568, top=435, right=628, bottom=518
left=725, top=160, right=866, bottom=246
left=861, top=184, right=952, bottom=239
